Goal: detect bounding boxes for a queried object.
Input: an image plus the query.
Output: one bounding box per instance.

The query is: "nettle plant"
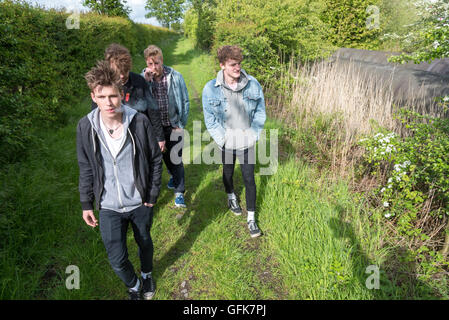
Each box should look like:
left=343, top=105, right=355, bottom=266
left=359, top=107, right=449, bottom=240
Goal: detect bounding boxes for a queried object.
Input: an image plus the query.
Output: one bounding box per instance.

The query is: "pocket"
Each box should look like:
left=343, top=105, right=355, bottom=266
left=208, top=98, right=223, bottom=116
left=208, top=98, right=221, bottom=107
left=245, top=93, right=260, bottom=112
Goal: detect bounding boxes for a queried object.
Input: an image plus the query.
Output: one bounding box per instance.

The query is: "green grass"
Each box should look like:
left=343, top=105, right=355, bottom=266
left=0, top=36, right=443, bottom=300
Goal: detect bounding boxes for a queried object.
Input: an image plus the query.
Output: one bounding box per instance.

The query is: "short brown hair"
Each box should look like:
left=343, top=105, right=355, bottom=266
left=104, top=43, right=132, bottom=75
left=144, top=44, right=163, bottom=60
left=217, top=45, right=243, bottom=64
left=85, top=60, right=123, bottom=93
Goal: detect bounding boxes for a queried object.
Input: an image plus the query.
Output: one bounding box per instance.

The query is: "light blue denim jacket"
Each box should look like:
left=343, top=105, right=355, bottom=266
left=202, top=69, right=266, bottom=147
left=141, top=66, right=190, bottom=128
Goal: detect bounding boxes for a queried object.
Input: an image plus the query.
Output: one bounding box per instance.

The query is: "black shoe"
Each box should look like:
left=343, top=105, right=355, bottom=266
left=142, top=275, right=156, bottom=300
left=228, top=198, right=242, bottom=215
left=248, top=220, right=262, bottom=238
left=128, top=287, right=141, bottom=300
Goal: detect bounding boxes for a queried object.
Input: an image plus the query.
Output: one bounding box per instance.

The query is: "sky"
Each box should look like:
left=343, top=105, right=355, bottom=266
left=28, top=0, right=160, bottom=26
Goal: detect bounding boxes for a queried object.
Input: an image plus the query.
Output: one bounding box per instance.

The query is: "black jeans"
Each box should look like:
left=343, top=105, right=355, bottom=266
left=163, top=126, right=185, bottom=194
left=99, top=205, right=154, bottom=288
left=222, top=147, right=256, bottom=212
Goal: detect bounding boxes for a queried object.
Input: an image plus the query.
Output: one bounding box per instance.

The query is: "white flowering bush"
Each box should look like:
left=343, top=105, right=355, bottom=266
left=390, top=0, right=449, bottom=63
left=358, top=132, right=399, bottom=169
left=359, top=108, right=449, bottom=240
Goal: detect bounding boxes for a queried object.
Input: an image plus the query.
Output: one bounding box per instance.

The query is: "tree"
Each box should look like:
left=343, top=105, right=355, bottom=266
left=83, top=0, right=131, bottom=18
left=183, top=0, right=216, bottom=48
left=145, top=0, right=185, bottom=29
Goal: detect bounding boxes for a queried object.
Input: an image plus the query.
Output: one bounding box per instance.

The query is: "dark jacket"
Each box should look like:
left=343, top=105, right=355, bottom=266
left=91, top=71, right=165, bottom=142
left=76, top=110, right=163, bottom=211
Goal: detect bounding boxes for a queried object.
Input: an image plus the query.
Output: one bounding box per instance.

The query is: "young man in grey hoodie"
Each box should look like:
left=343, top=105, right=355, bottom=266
left=202, top=45, right=266, bottom=238
left=76, top=60, right=162, bottom=300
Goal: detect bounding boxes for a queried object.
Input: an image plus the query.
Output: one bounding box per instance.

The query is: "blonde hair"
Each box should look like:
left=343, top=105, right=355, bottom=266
left=144, top=44, right=163, bottom=60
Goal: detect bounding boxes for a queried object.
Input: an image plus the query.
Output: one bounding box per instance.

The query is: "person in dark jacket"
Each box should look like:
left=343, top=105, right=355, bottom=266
left=77, top=60, right=163, bottom=300
left=91, top=43, right=166, bottom=152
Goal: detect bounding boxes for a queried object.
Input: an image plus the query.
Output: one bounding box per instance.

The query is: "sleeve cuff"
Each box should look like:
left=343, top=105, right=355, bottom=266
left=148, top=195, right=158, bottom=205
left=81, top=201, right=94, bottom=211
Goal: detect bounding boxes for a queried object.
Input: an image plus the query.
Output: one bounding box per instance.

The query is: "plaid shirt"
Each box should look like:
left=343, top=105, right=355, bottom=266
left=151, top=66, right=171, bottom=127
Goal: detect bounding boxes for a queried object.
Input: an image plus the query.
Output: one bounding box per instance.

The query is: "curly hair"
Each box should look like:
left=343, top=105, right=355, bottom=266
left=217, top=45, right=243, bottom=64
left=85, top=60, right=123, bottom=93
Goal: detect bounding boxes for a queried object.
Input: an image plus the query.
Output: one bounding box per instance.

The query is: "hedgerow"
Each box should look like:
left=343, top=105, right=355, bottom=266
left=0, top=0, right=175, bottom=164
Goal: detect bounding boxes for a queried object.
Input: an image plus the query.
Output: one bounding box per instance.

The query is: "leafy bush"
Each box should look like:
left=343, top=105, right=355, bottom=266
left=211, top=0, right=333, bottom=84
left=389, top=0, right=449, bottom=63
left=320, top=0, right=382, bottom=49
left=0, top=0, right=175, bottom=165
left=359, top=107, right=449, bottom=275
left=184, top=0, right=414, bottom=85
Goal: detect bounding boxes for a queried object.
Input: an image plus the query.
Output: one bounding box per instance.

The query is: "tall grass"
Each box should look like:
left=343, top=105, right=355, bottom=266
left=268, top=58, right=444, bottom=177
left=264, top=56, right=449, bottom=299
left=258, top=159, right=403, bottom=299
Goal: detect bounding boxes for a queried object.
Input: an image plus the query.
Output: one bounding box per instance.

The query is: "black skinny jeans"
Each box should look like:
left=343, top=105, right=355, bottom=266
left=99, top=205, right=154, bottom=288
left=222, top=147, right=256, bottom=212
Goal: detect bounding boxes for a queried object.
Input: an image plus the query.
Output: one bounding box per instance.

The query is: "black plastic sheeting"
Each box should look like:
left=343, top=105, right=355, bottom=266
left=329, top=48, right=449, bottom=113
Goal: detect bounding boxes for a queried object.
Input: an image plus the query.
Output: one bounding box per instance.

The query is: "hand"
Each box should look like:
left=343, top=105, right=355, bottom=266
left=83, top=210, right=98, bottom=228
left=144, top=68, right=153, bottom=82
left=144, top=203, right=154, bottom=207
left=158, top=140, right=166, bottom=153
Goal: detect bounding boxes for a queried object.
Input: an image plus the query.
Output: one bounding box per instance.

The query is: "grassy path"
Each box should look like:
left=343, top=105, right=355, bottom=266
left=135, top=37, right=287, bottom=300
left=2, top=35, right=428, bottom=300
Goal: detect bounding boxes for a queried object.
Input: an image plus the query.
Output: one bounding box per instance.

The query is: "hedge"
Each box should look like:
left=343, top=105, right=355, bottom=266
left=0, top=0, right=176, bottom=164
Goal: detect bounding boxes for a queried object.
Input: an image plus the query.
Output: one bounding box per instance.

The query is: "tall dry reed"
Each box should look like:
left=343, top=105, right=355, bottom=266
left=268, top=58, right=441, bottom=178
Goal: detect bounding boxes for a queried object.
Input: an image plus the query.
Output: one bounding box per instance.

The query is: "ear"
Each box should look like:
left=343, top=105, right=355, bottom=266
left=90, top=91, right=96, bottom=103
left=220, top=63, right=225, bottom=70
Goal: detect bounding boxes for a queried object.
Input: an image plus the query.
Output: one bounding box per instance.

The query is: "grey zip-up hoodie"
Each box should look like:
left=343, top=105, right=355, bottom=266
left=87, top=105, right=142, bottom=213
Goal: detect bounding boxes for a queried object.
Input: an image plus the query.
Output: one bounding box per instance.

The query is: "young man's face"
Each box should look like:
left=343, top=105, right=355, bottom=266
left=145, top=55, right=164, bottom=80
left=110, top=62, right=129, bottom=85
left=91, top=85, right=124, bottom=117
left=220, top=58, right=242, bottom=82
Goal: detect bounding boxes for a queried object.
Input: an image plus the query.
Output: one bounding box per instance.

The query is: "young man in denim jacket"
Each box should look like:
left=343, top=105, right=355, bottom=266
left=202, top=45, right=266, bottom=238
left=141, top=45, right=190, bottom=209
